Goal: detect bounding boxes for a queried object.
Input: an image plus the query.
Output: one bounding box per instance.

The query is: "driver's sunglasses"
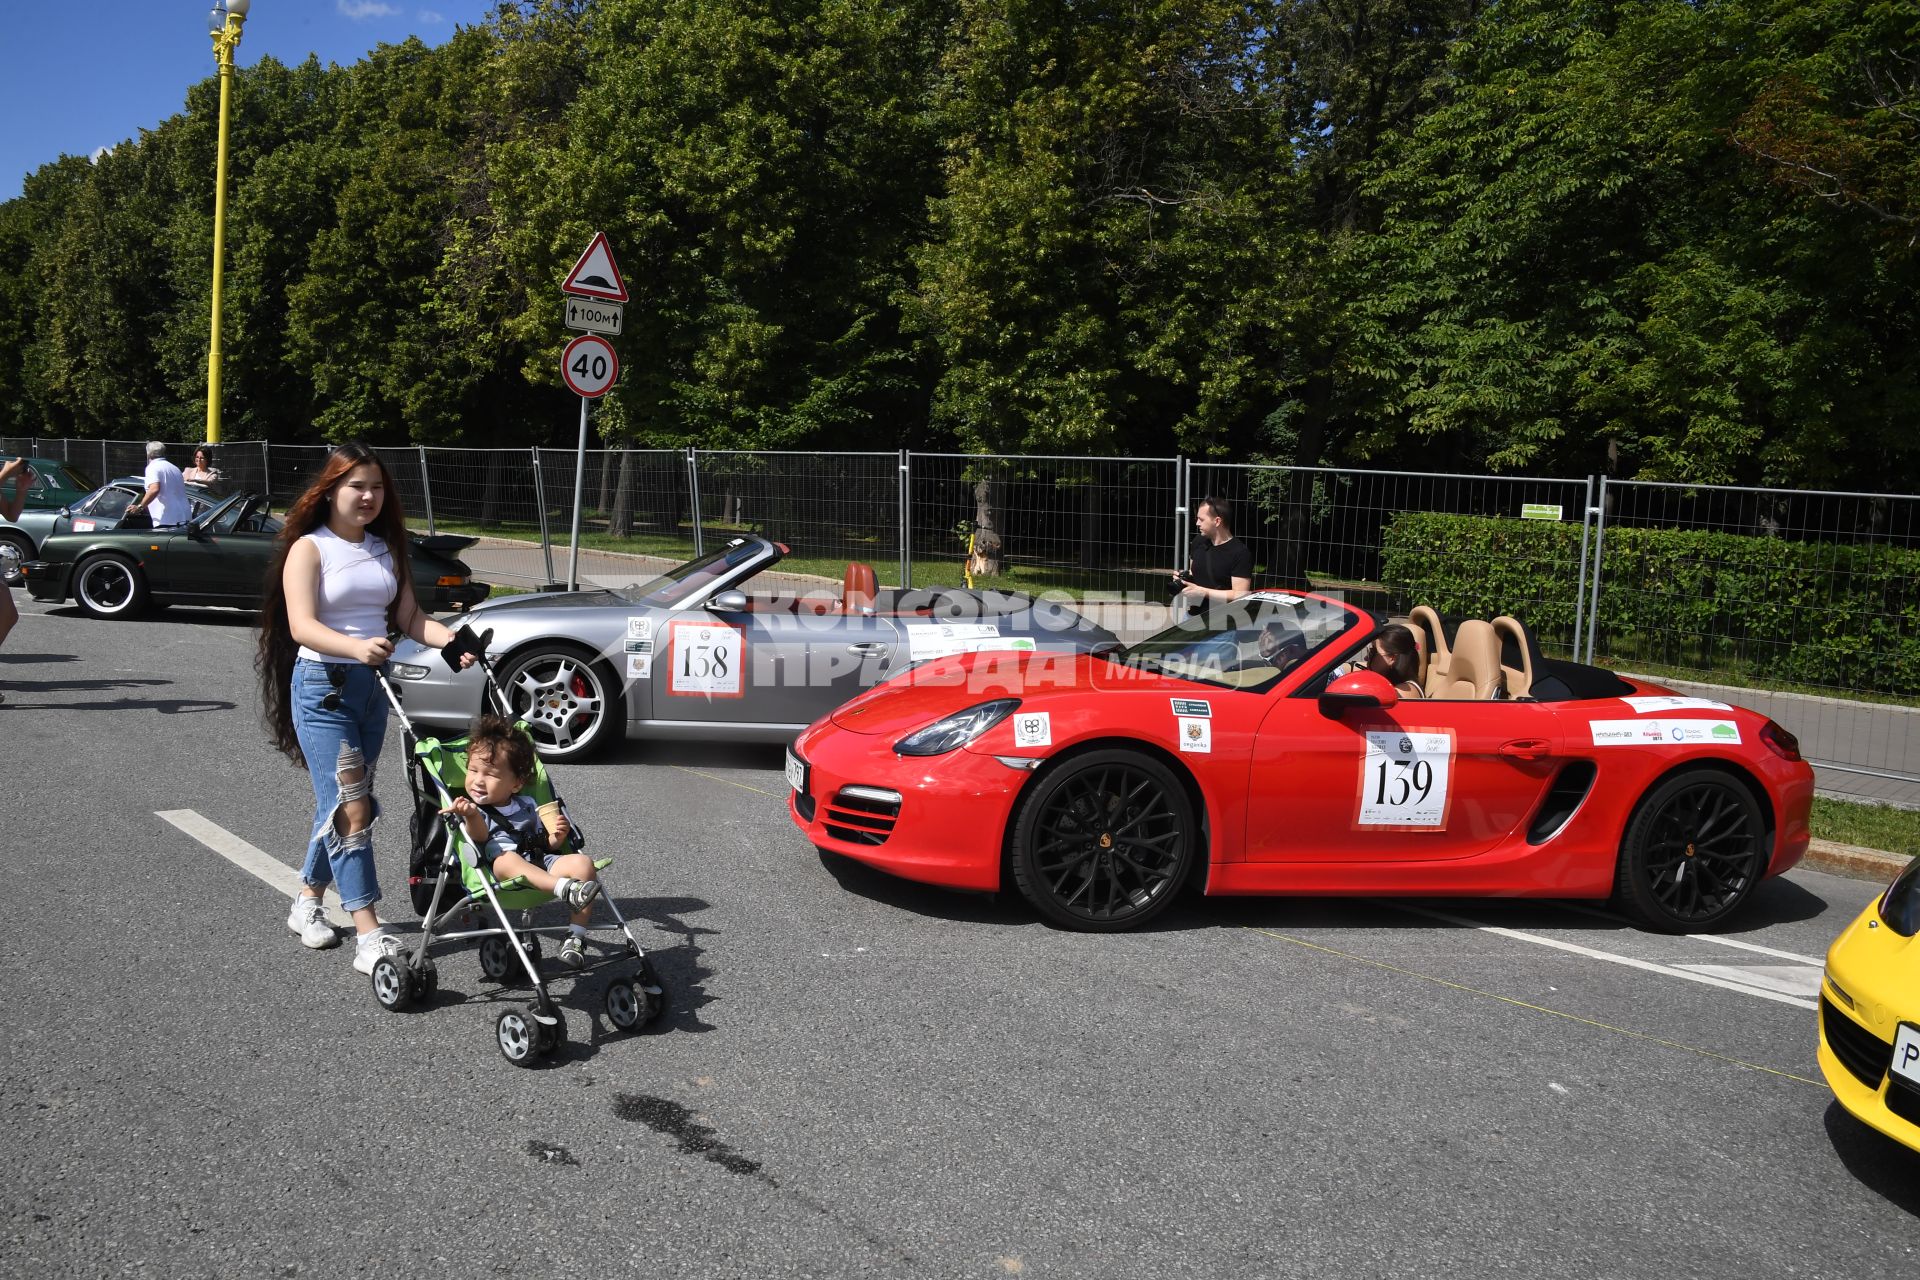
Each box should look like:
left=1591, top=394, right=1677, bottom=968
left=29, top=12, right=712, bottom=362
left=322, top=664, right=348, bottom=711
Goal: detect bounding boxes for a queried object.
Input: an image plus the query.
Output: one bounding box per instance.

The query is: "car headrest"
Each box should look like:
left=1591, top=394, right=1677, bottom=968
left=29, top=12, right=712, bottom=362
left=842, top=562, right=878, bottom=616
left=1439, top=619, right=1504, bottom=699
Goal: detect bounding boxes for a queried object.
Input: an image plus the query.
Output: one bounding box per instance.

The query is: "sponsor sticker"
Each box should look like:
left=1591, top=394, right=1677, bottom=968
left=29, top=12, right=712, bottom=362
left=1012, top=711, right=1052, bottom=748
left=1178, top=716, right=1212, bottom=753
left=1170, top=698, right=1212, bottom=718
left=1620, top=696, right=1733, bottom=714
left=73, top=519, right=96, bottom=532
left=1357, top=730, right=1453, bottom=829
left=626, top=654, right=651, bottom=679
left=626, top=616, right=653, bottom=641
left=623, top=638, right=652, bottom=654
left=906, top=622, right=1019, bottom=662
left=1590, top=718, right=1742, bottom=746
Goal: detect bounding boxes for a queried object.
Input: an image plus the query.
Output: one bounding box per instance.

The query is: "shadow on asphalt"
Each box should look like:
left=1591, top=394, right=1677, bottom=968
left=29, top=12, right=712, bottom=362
left=1823, top=1101, right=1920, bottom=1216
left=815, top=848, right=1036, bottom=928
left=44, top=604, right=259, bottom=627
left=0, top=651, right=80, bottom=663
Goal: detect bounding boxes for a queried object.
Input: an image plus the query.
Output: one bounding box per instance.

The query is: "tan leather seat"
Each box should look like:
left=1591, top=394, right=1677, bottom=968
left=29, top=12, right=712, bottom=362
left=1407, top=605, right=1446, bottom=687
left=1430, top=619, right=1504, bottom=699
left=1490, top=615, right=1533, bottom=699
left=842, top=562, right=878, bottom=615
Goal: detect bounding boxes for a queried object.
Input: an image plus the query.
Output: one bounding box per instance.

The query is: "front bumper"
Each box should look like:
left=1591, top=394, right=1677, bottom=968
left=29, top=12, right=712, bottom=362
left=21, top=559, right=71, bottom=602
left=1818, top=900, right=1920, bottom=1154
left=786, top=721, right=1026, bottom=892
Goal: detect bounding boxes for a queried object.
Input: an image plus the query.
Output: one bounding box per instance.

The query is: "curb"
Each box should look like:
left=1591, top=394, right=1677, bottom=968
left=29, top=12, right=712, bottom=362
left=1802, top=838, right=1911, bottom=883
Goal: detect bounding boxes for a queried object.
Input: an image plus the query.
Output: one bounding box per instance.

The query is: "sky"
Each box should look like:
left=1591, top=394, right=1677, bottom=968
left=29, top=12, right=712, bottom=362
left=0, top=0, right=504, bottom=202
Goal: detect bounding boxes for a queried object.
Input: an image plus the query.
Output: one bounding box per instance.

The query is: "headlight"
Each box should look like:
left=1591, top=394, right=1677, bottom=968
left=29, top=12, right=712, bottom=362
left=894, top=699, right=1021, bottom=756
left=1878, top=857, right=1920, bottom=937
left=389, top=662, right=433, bottom=681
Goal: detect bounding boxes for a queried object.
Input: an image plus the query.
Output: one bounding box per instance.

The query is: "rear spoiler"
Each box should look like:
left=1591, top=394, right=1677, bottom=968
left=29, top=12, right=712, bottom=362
left=415, top=533, right=478, bottom=555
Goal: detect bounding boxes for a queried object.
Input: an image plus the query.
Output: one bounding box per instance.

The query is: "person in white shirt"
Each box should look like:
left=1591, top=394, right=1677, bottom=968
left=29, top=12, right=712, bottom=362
left=129, top=441, right=190, bottom=528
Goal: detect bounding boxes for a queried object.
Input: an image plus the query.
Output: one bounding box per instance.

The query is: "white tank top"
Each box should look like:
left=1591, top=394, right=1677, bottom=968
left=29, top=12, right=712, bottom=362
left=296, top=526, right=399, bottom=663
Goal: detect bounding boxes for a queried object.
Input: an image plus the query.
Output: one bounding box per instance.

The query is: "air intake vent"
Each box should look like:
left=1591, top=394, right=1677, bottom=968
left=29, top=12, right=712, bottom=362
left=824, top=786, right=901, bottom=847
left=1527, top=761, right=1596, bottom=844
left=1822, top=996, right=1892, bottom=1089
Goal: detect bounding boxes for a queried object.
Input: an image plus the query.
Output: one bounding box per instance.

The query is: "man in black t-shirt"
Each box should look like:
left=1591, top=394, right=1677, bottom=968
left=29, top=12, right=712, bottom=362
left=1173, top=495, right=1253, bottom=610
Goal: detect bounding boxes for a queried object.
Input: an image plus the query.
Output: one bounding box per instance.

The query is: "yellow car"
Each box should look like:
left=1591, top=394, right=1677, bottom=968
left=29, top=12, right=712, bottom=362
left=1819, top=858, right=1920, bottom=1154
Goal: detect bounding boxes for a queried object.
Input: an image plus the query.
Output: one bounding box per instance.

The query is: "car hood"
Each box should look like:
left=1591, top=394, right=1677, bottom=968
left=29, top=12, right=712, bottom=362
left=468, top=589, right=627, bottom=614
left=827, top=649, right=1192, bottom=736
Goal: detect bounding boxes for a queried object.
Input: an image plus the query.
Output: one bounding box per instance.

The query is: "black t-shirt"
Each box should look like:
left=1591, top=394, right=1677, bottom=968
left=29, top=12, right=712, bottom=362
left=1187, top=535, right=1253, bottom=590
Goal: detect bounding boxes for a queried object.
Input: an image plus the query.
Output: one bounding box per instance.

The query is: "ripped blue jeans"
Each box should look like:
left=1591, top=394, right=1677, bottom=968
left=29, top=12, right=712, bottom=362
left=291, top=659, right=390, bottom=912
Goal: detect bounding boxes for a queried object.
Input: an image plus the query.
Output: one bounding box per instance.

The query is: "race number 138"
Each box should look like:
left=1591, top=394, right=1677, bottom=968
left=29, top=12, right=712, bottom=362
left=1357, top=730, right=1452, bottom=828
left=668, top=620, right=744, bottom=697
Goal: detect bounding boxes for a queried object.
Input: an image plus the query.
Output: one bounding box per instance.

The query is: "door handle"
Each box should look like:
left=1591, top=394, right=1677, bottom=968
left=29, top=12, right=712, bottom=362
left=1498, top=738, right=1552, bottom=760
left=847, top=642, right=889, bottom=656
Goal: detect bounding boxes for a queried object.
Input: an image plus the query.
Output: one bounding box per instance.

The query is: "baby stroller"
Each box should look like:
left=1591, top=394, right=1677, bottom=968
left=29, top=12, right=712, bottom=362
left=370, top=625, right=666, bottom=1065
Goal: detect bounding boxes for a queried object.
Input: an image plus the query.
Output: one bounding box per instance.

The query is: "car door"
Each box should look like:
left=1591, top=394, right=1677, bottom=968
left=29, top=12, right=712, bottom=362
left=157, top=499, right=272, bottom=602
left=647, top=602, right=901, bottom=728
left=1243, top=692, right=1566, bottom=862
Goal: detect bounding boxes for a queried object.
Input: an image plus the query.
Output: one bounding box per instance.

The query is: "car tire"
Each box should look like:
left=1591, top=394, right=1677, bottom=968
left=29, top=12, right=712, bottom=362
left=72, top=553, right=150, bottom=620
left=497, top=644, right=621, bottom=761
left=1008, top=748, right=1197, bottom=932
left=1613, top=769, right=1768, bottom=933
left=0, top=530, right=30, bottom=589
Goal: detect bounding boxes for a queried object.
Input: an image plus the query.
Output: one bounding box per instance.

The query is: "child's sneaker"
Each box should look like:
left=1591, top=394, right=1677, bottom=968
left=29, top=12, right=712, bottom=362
left=286, top=894, right=340, bottom=950
left=554, top=877, right=601, bottom=912
left=352, top=929, right=408, bottom=976
left=559, top=935, right=587, bottom=969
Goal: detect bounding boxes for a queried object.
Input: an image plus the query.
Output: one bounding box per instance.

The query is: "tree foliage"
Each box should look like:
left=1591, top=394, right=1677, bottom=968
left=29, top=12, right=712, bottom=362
left=0, top=0, right=1912, bottom=491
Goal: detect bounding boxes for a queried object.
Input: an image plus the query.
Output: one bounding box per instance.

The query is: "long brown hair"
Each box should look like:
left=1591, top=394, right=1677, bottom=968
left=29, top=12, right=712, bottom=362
left=257, top=443, right=418, bottom=766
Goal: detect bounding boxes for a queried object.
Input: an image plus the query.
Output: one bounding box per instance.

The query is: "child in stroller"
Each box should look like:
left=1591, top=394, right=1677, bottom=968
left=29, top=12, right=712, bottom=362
left=445, top=714, right=602, bottom=967
left=369, top=625, right=665, bottom=1065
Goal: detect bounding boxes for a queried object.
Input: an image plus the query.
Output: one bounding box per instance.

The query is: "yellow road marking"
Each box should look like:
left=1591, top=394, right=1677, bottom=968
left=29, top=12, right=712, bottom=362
left=671, top=764, right=782, bottom=798
left=1242, top=925, right=1821, bottom=1087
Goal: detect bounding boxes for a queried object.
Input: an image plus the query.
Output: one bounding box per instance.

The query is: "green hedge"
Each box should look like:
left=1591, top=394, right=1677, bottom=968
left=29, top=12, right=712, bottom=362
left=1379, top=511, right=1920, bottom=695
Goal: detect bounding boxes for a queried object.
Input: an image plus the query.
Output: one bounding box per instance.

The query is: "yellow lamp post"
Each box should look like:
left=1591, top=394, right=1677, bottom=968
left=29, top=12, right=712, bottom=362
left=204, top=0, right=250, bottom=445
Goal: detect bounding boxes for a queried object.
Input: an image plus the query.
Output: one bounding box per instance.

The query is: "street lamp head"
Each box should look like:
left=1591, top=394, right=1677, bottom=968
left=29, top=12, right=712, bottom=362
left=226, top=0, right=249, bottom=16
left=208, top=5, right=227, bottom=36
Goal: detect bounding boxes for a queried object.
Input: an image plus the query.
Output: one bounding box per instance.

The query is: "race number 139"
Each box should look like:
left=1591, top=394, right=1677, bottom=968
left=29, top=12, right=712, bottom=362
left=1357, top=730, right=1453, bottom=829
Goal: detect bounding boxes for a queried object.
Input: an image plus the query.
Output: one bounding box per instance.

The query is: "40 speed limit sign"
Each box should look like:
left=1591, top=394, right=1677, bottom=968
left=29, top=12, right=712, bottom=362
left=560, top=333, right=619, bottom=398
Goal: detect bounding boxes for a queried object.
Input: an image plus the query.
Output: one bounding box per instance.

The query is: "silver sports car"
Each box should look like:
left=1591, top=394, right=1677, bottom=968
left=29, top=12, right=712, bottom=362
left=387, top=536, right=1124, bottom=759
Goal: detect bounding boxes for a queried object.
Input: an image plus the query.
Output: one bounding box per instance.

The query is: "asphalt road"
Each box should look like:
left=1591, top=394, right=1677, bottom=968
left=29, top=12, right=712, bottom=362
left=2, top=594, right=1916, bottom=1279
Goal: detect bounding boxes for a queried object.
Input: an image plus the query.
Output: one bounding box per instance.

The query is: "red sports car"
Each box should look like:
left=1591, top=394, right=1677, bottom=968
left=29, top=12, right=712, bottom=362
left=786, top=592, right=1815, bottom=932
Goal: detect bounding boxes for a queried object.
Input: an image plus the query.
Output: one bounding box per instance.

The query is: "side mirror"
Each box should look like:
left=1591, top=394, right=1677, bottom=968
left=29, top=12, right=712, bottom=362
left=709, top=590, right=749, bottom=612
left=1318, top=669, right=1399, bottom=719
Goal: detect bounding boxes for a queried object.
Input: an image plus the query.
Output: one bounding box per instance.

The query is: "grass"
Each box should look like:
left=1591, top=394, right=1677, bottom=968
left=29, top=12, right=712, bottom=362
left=1810, top=797, right=1920, bottom=858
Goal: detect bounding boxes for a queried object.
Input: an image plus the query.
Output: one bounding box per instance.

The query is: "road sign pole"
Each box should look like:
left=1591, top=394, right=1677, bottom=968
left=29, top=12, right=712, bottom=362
left=568, top=395, right=588, bottom=591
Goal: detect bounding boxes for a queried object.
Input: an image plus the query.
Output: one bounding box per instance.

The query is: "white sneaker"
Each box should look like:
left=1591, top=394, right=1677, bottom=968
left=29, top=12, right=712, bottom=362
left=352, top=929, right=408, bottom=975
left=554, top=877, right=601, bottom=912
left=286, top=895, right=340, bottom=950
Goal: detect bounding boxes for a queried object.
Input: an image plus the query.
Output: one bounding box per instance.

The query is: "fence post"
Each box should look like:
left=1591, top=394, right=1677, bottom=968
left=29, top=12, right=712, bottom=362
left=260, top=440, right=270, bottom=502
left=687, top=447, right=704, bottom=556
left=1172, top=457, right=1189, bottom=579
left=531, top=446, right=558, bottom=588
left=898, top=448, right=911, bottom=589
left=1584, top=476, right=1610, bottom=664
left=417, top=445, right=435, bottom=536
left=101, top=440, right=109, bottom=483
left=1572, top=475, right=1594, bottom=663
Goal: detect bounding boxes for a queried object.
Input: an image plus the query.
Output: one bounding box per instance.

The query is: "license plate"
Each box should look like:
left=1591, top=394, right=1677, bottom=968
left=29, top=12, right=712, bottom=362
left=785, top=748, right=808, bottom=796
left=1893, top=1024, right=1920, bottom=1088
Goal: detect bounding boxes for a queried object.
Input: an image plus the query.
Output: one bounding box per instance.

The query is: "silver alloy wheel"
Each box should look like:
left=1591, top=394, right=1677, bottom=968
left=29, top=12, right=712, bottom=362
left=502, top=647, right=614, bottom=760
left=0, top=533, right=28, bottom=588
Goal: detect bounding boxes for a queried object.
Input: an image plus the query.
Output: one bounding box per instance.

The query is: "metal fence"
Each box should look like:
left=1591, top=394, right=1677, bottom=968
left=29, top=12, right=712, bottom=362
left=6, top=435, right=1916, bottom=801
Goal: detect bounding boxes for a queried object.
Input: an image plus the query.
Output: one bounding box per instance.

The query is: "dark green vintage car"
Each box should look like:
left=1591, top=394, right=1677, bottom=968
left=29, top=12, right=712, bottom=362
left=22, top=491, right=489, bottom=619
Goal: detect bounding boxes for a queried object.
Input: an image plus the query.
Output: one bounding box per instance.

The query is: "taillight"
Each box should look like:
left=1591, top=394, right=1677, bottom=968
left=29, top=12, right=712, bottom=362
left=1760, top=720, right=1801, bottom=762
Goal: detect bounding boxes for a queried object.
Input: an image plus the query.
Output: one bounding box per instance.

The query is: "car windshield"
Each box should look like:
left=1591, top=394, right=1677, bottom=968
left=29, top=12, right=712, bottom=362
left=79, top=484, right=138, bottom=518
left=34, top=463, right=92, bottom=493
left=615, top=539, right=771, bottom=606
left=1119, top=593, right=1361, bottom=691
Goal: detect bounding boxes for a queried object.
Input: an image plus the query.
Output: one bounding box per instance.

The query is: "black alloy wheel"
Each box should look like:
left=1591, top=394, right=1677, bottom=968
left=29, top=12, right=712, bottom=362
left=1614, top=770, right=1768, bottom=932
left=72, top=553, right=149, bottom=619
left=1009, top=748, right=1197, bottom=932
left=498, top=645, right=619, bottom=761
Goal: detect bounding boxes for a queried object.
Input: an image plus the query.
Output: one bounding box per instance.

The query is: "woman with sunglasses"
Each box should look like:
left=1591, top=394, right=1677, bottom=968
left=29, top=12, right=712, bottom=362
left=1355, top=622, right=1426, bottom=698
left=257, top=443, right=474, bottom=972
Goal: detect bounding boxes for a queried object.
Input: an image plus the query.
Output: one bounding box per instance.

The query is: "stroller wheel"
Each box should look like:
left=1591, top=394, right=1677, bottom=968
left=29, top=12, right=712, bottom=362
left=417, top=958, right=439, bottom=1000
left=478, top=936, right=518, bottom=984
left=370, top=954, right=414, bottom=1012
left=604, top=978, right=648, bottom=1032
left=535, top=1005, right=568, bottom=1058
left=495, top=1008, right=539, bottom=1067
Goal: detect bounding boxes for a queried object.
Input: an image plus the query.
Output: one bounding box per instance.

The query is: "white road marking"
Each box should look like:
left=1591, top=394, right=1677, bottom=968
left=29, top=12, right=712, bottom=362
left=1673, top=964, right=1824, bottom=1000
left=1391, top=903, right=1818, bottom=1010
left=157, top=808, right=352, bottom=928
left=1537, top=901, right=1825, bottom=964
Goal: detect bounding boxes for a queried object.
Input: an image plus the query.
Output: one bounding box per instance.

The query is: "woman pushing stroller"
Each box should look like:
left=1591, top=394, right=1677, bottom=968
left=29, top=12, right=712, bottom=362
left=257, top=443, right=474, bottom=973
